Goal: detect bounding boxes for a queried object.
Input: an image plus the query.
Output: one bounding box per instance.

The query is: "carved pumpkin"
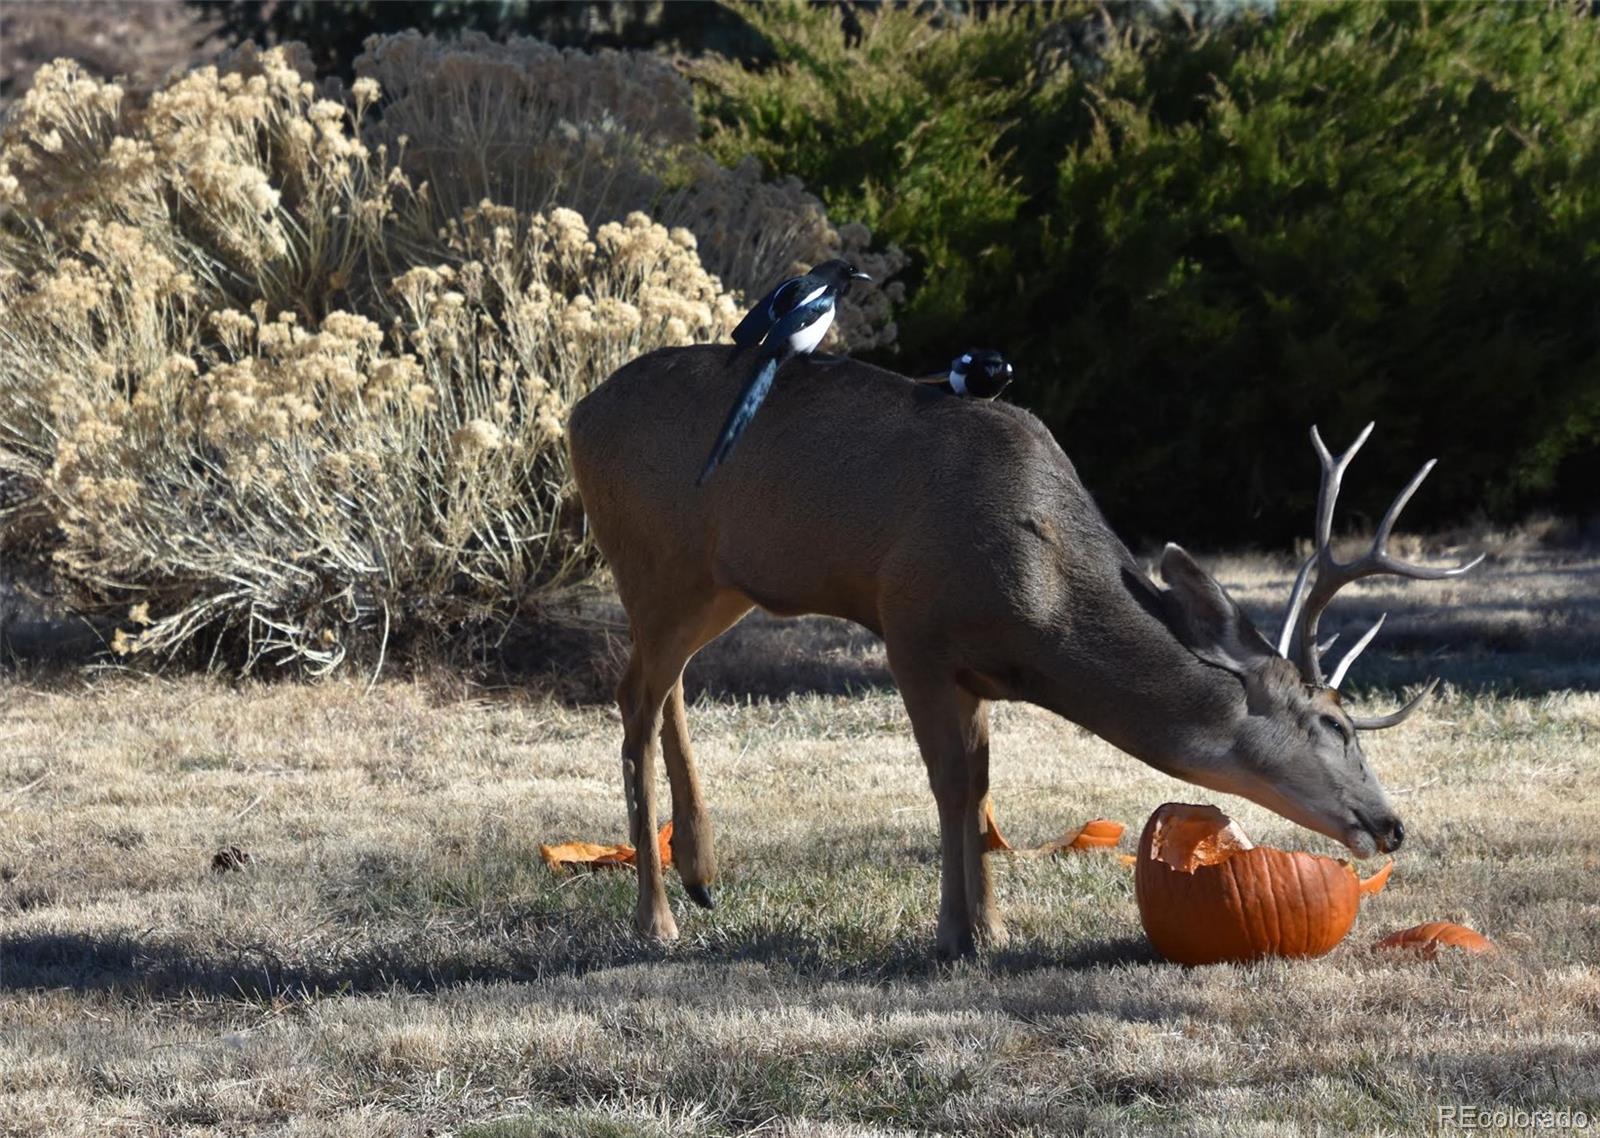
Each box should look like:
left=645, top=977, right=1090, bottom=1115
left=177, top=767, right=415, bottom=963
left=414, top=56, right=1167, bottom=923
left=1135, top=802, right=1390, bottom=966
left=1374, top=921, right=1494, bottom=957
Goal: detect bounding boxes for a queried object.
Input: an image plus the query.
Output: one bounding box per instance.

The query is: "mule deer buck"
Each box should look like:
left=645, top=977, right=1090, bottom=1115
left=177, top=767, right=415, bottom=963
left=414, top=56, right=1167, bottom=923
left=568, top=347, right=1479, bottom=958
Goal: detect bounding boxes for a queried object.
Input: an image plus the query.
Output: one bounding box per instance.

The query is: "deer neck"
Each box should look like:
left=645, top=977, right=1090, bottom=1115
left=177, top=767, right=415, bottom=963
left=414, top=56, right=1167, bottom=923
left=1014, top=557, right=1246, bottom=779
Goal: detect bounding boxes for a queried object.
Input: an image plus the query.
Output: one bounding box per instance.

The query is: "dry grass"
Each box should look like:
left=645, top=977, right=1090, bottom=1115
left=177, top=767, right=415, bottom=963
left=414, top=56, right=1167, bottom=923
left=3, top=549, right=1599, bottom=1136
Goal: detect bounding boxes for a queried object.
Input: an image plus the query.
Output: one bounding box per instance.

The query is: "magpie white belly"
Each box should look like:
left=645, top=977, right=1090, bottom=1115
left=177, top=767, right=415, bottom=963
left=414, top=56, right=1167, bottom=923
left=787, top=306, right=834, bottom=355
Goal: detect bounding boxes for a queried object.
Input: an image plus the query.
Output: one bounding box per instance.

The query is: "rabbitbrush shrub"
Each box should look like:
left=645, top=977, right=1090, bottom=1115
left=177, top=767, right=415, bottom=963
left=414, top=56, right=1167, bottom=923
left=0, top=39, right=894, bottom=671
left=353, top=31, right=904, bottom=352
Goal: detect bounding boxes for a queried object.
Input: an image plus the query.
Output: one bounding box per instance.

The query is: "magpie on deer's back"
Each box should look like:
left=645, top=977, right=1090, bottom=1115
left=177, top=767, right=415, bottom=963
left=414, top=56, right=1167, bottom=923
left=917, top=349, right=1015, bottom=400
left=698, top=259, right=872, bottom=486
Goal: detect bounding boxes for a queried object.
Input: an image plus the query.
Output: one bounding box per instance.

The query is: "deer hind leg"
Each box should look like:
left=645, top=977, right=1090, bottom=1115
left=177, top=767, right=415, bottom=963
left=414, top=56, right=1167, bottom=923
left=659, top=676, right=716, bottom=909
left=616, top=589, right=751, bottom=940
left=891, top=657, right=1008, bottom=960
left=616, top=644, right=677, bottom=941
left=658, top=590, right=752, bottom=909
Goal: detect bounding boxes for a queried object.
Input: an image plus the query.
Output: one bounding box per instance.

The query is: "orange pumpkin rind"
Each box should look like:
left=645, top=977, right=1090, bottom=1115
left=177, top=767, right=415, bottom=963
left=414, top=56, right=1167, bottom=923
left=1374, top=921, right=1494, bottom=958
left=1358, top=859, right=1394, bottom=896
left=1041, top=818, right=1127, bottom=853
left=983, top=801, right=1126, bottom=857
left=982, top=799, right=1012, bottom=852
left=541, top=821, right=674, bottom=873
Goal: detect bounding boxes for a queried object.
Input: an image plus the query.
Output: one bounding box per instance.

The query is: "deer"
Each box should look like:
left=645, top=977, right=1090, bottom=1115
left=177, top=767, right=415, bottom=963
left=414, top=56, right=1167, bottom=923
left=566, top=346, right=1481, bottom=959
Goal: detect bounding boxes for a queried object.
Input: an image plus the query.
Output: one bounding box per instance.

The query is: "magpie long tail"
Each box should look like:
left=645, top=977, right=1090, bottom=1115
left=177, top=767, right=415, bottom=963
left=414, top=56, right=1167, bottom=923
left=697, top=355, right=781, bottom=486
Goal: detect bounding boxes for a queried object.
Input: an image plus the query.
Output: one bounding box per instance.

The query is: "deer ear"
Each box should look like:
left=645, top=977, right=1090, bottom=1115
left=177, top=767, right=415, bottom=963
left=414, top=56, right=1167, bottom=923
left=1158, top=543, right=1278, bottom=675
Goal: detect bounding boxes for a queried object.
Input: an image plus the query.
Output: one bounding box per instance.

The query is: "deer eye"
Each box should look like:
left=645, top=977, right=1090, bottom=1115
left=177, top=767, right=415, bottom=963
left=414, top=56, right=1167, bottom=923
left=1318, top=714, right=1351, bottom=745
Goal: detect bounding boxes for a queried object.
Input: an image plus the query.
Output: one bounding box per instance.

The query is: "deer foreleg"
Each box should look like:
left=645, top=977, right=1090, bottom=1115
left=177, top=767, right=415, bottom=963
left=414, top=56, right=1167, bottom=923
left=894, top=662, right=1008, bottom=959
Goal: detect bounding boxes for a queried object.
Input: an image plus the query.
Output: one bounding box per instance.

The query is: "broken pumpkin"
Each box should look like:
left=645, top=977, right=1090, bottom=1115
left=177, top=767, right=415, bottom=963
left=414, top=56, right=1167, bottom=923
left=1135, top=802, right=1391, bottom=966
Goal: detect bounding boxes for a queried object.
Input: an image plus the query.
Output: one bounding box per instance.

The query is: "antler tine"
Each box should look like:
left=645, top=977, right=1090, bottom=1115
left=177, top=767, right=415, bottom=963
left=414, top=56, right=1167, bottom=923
left=1369, top=459, right=1489, bottom=581
left=1284, top=422, right=1375, bottom=684
left=1311, top=421, right=1373, bottom=550
left=1276, top=422, right=1372, bottom=658
left=1327, top=614, right=1385, bottom=690
left=1350, top=677, right=1440, bottom=731
left=1275, top=553, right=1315, bottom=657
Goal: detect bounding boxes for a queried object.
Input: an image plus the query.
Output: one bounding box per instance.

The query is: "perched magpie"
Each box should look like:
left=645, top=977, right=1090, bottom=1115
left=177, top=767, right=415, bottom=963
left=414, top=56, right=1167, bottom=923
left=916, top=349, right=1015, bottom=400
left=729, top=259, right=872, bottom=358
left=699, top=259, right=872, bottom=485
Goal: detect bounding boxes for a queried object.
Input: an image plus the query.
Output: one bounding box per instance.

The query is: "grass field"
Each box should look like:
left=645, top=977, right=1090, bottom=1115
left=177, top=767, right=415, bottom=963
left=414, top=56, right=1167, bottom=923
left=3, top=546, right=1599, bottom=1136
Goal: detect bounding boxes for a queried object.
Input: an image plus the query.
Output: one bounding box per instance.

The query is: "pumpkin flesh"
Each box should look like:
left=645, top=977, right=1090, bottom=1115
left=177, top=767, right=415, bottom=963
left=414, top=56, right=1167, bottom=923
left=1046, top=818, right=1126, bottom=852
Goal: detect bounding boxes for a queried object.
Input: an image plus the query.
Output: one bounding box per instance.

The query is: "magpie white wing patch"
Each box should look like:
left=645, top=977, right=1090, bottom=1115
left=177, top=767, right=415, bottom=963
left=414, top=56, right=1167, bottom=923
left=769, top=277, right=825, bottom=320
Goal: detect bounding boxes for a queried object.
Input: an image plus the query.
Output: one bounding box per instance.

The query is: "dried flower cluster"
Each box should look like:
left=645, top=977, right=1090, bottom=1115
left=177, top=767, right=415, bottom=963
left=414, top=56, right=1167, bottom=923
left=356, top=32, right=904, bottom=352
left=0, top=44, right=744, bottom=671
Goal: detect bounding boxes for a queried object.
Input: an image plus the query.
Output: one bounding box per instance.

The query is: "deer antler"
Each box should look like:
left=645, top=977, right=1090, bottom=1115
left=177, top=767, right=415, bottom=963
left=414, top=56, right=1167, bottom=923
left=1276, top=423, right=1483, bottom=730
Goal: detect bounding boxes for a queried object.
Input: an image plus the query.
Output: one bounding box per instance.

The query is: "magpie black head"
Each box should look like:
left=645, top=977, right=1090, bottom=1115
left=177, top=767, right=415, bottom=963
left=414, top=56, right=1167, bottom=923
left=950, top=348, right=1015, bottom=399
left=810, top=258, right=873, bottom=295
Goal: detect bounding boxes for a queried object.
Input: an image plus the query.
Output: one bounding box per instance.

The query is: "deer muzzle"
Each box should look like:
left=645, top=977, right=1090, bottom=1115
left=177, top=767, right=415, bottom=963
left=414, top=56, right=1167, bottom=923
left=1351, top=809, right=1405, bottom=855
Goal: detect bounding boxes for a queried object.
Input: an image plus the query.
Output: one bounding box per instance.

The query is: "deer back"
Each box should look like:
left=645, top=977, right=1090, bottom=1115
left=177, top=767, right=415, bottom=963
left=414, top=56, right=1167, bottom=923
left=569, top=345, right=1135, bottom=639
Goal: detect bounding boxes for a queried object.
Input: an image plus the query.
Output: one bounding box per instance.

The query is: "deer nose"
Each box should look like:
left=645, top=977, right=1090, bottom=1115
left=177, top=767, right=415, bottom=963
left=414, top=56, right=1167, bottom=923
left=1378, top=817, right=1405, bottom=853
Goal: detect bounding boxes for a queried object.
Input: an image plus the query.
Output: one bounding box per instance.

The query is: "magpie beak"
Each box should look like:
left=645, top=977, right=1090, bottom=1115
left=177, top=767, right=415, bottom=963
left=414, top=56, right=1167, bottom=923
left=851, top=271, right=872, bottom=281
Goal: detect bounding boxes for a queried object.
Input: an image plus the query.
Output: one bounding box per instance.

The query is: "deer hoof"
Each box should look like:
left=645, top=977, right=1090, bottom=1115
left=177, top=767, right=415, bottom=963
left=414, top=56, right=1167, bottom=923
left=979, top=920, right=1011, bottom=951
left=635, top=905, right=679, bottom=943
left=685, top=883, right=715, bottom=910
left=935, top=927, right=978, bottom=962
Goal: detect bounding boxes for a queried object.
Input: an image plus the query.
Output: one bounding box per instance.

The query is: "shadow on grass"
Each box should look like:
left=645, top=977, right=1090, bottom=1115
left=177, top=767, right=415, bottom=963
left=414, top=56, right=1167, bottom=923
left=0, top=923, right=1156, bottom=1002
left=490, top=600, right=897, bottom=705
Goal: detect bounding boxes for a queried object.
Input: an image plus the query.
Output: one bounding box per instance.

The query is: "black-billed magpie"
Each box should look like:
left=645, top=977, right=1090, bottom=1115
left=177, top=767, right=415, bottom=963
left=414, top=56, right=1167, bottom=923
left=916, top=349, right=1015, bottom=400
left=698, top=259, right=872, bottom=485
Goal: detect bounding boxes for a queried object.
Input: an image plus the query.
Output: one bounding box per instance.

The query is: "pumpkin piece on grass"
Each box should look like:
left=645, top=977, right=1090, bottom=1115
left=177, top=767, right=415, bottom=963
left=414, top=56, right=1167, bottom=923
left=540, top=821, right=674, bottom=873
left=1135, top=802, right=1388, bottom=966
left=983, top=802, right=1126, bottom=856
left=1039, top=818, right=1126, bottom=853
left=539, top=838, right=634, bottom=871
left=1374, top=921, right=1494, bottom=957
